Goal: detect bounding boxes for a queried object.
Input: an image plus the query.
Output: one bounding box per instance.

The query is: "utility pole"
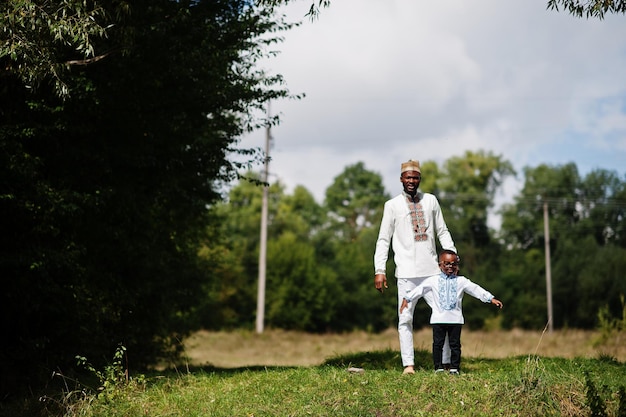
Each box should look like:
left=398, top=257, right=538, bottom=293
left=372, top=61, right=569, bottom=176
left=543, top=200, right=554, bottom=333
left=256, top=103, right=271, bottom=334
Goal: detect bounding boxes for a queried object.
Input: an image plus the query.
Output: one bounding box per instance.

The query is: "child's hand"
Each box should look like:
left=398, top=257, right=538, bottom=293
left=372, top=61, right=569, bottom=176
left=400, top=298, right=409, bottom=313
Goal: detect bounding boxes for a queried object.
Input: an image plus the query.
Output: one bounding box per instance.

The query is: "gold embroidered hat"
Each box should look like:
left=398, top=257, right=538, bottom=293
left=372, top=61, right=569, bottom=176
left=401, top=159, right=421, bottom=174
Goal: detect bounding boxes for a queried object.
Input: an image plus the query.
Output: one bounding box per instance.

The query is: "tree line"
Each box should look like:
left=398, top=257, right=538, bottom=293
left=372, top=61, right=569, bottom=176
left=202, top=156, right=626, bottom=335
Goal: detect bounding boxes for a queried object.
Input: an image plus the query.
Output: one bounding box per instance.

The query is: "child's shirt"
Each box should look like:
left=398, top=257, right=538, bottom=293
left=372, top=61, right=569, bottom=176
left=403, top=272, right=494, bottom=324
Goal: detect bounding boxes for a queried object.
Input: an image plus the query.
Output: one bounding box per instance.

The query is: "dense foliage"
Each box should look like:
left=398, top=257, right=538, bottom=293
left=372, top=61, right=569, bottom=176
left=201, top=155, right=626, bottom=335
left=1, top=0, right=294, bottom=396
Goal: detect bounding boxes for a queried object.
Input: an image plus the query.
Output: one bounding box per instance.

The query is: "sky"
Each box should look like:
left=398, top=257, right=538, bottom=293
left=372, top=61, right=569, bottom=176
left=240, top=0, right=626, bottom=227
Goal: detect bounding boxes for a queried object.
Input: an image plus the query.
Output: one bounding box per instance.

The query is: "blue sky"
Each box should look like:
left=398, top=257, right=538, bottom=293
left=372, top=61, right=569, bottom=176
left=241, top=0, right=626, bottom=227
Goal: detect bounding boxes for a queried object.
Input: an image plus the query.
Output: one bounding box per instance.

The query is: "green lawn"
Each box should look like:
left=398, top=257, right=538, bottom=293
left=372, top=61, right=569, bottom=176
left=6, top=349, right=625, bottom=417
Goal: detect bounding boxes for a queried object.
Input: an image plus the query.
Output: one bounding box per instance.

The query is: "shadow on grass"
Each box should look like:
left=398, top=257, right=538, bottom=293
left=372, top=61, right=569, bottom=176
left=161, top=349, right=626, bottom=381
left=162, top=348, right=433, bottom=377
left=321, top=348, right=431, bottom=371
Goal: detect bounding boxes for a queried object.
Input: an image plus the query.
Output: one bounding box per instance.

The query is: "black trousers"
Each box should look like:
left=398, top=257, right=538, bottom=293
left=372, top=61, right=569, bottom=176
left=432, top=323, right=462, bottom=370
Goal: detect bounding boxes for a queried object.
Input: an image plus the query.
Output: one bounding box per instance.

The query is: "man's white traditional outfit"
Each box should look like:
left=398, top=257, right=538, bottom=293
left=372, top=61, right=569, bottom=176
left=374, top=160, right=456, bottom=369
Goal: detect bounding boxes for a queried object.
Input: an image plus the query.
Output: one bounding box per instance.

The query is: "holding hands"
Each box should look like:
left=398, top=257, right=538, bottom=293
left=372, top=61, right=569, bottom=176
left=400, top=298, right=409, bottom=314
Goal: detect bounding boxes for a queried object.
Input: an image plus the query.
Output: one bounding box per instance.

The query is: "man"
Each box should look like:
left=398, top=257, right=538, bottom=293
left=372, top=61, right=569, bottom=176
left=374, top=159, right=456, bottom=374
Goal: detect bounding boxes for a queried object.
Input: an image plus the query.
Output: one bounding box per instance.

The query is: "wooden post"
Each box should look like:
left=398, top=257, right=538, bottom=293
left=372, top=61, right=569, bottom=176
left=256, top=103, right=271, bottom=334
left=543, top=200, right=554, bottom=333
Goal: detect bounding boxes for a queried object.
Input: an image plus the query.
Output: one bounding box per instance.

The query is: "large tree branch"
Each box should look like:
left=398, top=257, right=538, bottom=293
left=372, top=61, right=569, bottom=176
left=65, top=50, right=116, bottom=66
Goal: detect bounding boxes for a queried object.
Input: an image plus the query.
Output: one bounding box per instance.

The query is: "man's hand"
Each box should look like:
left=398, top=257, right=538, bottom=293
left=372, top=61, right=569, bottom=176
left=400, top=298, right=409, bottom=313
left=374, top=274, right=388, bottom=293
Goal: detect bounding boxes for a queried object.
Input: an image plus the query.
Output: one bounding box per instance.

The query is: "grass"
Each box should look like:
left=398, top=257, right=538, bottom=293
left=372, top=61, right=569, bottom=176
left=3, top=329, right=626, bottom=417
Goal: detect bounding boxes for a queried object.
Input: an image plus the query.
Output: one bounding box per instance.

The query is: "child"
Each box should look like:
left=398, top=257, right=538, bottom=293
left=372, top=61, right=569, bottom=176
left=399, top=249, right=503, bottom=375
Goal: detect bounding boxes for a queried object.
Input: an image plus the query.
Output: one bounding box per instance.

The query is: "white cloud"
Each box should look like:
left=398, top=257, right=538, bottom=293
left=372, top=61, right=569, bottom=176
left=239, top=0, right=626, bottom=228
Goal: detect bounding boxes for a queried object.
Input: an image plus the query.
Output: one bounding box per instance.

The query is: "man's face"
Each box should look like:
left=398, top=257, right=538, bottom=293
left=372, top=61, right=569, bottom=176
left=439, top=253, right=459, bottom=276
left=400, top=170, right=421, bottom=195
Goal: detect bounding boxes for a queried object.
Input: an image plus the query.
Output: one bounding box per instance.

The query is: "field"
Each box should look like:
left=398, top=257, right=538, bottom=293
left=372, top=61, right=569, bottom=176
left=182, top=327, right=626, bottom=368
left=6, top=329, right=625, bottom=417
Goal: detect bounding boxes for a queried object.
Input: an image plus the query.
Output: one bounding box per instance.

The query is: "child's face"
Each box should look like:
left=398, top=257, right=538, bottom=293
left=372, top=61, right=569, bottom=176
left=438, top=253, right=459, bottom=276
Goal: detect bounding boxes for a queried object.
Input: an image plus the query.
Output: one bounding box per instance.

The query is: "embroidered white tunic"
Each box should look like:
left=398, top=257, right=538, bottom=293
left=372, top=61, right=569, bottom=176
left=374, top=191, right=456, bottom=278
left=404, top=273, right=495, bottom=324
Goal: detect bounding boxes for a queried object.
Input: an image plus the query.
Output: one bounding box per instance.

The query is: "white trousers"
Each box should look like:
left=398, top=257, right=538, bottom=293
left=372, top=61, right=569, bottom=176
left=398, top=277, right=451, bottom=367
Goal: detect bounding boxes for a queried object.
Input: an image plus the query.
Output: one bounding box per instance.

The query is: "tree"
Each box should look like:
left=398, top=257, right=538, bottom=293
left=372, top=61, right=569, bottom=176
left=437, top=150, right=515, bottom=253
left=499, top=164, right=626, bottom=329
left=0, top=0, right=111, bottom=96
left=501, top=163, right=580, bottom=250
left=547, top=0, right=626, bottom=19
left=213, top=176, right=341, bottom=332
left=274, top=185, right=328, bottom=239
left=576, top=169, right=626, bottom=247
left=331, top=225, right=397, bottom=331
left=265, top=231, right=339, bottom=331
left=324, top=162, right=389, bottom=241
left=1, top=0, right=295, bottom=394
left=323, top=163, right=393, bottom=330
left=575, top=245, right=626, bottom=327
left=265, top=185, right=339, bottom=331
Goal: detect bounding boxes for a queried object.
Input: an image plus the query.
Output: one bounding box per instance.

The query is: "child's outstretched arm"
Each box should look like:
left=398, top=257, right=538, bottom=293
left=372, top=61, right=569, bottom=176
left=399, top=283, right=429, bottom=313
left=491, top=298, right=503, bottom=309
